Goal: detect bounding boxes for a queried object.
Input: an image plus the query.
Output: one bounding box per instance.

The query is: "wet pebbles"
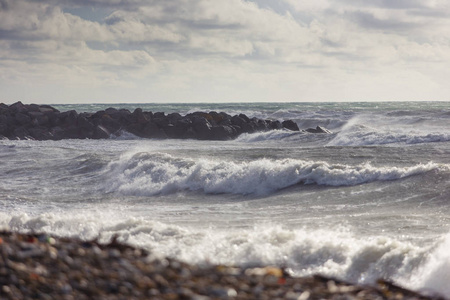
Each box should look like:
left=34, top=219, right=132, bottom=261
left=0, top=231, right=444, bottom=299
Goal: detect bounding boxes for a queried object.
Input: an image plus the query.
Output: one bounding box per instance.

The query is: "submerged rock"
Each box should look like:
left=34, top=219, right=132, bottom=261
left=0, top=102, right=301, bottom=141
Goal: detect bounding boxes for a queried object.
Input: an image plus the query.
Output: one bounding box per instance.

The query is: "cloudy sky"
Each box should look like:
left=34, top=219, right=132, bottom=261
left=1, top=0, right=450, bottom=104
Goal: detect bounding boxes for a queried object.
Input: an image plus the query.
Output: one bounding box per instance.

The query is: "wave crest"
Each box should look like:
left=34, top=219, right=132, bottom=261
left=102, top=152, right=443, bottom=196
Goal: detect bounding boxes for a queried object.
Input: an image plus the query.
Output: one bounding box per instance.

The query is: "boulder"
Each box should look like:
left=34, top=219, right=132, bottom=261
left=13, top=127, right=31, bottom=140
left=305, top=126, right=332, bottom=134
left=28, top=127, right=53, bottom=140
left=99, top=114, right=122, bottom=134
left=28, top=111, right=49, bottom=126
left=26, top=104, right=40, bottom=112
left=163, top=118, right=191, bottom=139
left=191, top=116, right=212, bottom=140
left=15, top=113, right=32, bottom=126
left=210, top=125, right=237, bottom=140
left=132, top=108, right=148, bottom=124
left=92, top=125, right=110, bottom=139
left=0, top=103, right=303, bottom=141
left=9, top=101, right=27, bottom=113
left=282, top=120, right=299, bottom=131
left=267, top=120, right=282, bottom=130
left=39, top=106, right=59, bottom=114
left=141, top=121, right=167, bottom=139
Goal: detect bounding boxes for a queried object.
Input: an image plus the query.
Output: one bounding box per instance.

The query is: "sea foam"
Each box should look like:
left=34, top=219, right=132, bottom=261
left=1, top=211, right=434, bottom=291
left=102, top=151, right=443, bottom=196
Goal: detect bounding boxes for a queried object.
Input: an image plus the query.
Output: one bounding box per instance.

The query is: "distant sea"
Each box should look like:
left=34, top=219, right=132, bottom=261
left=1, top=102, right=449, bottom=296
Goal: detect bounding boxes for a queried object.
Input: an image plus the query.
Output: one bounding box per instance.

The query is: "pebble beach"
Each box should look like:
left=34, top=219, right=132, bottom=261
left=0, top=231, right=444, bottom=300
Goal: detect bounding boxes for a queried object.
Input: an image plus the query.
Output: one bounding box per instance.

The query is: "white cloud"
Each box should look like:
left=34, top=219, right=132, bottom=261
left=1, top=0, right=450, bottom=103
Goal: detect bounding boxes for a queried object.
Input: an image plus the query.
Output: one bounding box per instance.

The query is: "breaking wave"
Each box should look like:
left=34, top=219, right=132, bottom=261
left=329, top=129, right=450, bottom=146
left=3, top=211, right=447, bottom=295
left=102, top=151, right=444, bottom=196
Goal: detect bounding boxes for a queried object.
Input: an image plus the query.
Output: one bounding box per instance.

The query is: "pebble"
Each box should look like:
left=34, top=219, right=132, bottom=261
left=0, top=231, right=445, bottom=299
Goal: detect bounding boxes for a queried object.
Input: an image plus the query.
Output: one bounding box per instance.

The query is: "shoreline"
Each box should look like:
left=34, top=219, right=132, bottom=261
left=0, top=231, right=443, bottom=299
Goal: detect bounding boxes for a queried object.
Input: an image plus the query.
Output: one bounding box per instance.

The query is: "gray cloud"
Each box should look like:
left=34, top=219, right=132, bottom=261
left=336, top=0, right=427, bottom=10
left=347, top=11, right=421, bottom=32
left=2, top=0, right=450, bottom=103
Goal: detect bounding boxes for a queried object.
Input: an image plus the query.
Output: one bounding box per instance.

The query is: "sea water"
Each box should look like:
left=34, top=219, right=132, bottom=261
left=1, top=102, right=449, bottom=296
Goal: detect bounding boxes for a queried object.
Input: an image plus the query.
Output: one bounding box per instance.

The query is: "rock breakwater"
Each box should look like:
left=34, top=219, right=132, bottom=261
left=0, top=102, right=301, bottom=141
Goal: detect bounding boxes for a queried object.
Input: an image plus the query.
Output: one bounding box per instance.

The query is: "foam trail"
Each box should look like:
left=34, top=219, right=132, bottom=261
left=102, top=151, right=445, bottom=196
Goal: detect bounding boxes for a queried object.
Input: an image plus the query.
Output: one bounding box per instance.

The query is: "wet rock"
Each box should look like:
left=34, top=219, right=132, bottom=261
left=15, top=112, right=31, bottom=126
left=0, top=103, right=302, bottom=141
left=191, top=116, right=212, bottom=140
left=305, top=126, right=332, bottom=134
left=282, top=120, right=300, bottom=131
left=141, top=121, right=167, bottom=139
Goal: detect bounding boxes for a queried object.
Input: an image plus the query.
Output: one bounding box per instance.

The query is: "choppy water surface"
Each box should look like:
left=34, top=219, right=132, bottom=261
left=1, top=102, right=450, bottom=296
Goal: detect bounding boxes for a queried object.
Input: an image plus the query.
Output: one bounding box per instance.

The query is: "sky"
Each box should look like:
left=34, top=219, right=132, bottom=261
left=1, top=0, right=450, bottom=104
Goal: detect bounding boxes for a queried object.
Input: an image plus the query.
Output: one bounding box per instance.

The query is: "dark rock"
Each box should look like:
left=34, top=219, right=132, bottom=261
left=231, top=115, right=247, bottom=127
left=105, top=107, right=118, bottom=115
left=125, top=123, right=144, bottom=137
left=59, top=110, right=78, bottom=127
left=28, top=127, right=53, bottom=140
left=50, top=126, right=65, bottom=140
left=210, top=125, right=237, bottom=140
left=167, top=113, right=182, bottom=122
left=99, top=114, right=122, bottom=134
left=132, top=108, right=148, bottom=124
left=92, top=125, right=110, bottom=139
left=183, top=127, right=197, bottom=139
left=0, top=103, right=302, bottom=141
left=153, top=112, right=165, bottom=119
left=0, top=103, right=9, bottom=110
left=28, top=111, right=49, bottom=126
left=209, top=111, right=228, bottom=125
left=231, top=115, right=256, bottom=133
left=267, top=120, right=282, bottom=130
left=282, top=120, right=299, bottom=131
left=44, top=111, right=60, bottom=127
left=239, top=113, right=250, bottom=123
left=13, top=127, right=31, bottom=139
left=141, top=122, right=167, bottom=139
left=0, top=114, right=7, bottom=125
left=39, top=105, right=59, bottom=113
left=26, top=104, right=40, bottom=112
left=62, top=126, right=83, bottom=139
left=305, top=126, right=332, bottom=134
left=0, top=122, right=8, bottom=137
left=191, top=116, right=212, bottom=140
left=164, top=118, right=191, bottom=139
left=77, top=116, right=95, bottom=132
left=153, top=116, right=170, bottom=128
left=15, top=113, right=32, bottom=126
left=9, top=101, right=27, bottom=113
left=254, top=118, right=268, bottom=131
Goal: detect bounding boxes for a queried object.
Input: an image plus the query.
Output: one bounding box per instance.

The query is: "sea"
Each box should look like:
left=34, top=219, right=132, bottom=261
left=1, top=102, right=450, bottom=296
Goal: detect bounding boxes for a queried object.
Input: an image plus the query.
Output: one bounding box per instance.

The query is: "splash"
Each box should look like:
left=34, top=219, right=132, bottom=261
left=102, top=151, right=443, bottom=196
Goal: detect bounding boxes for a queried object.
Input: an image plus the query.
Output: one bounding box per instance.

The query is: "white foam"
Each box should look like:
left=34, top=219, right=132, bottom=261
left=405, top=233, right=450, bottom=297
left=102, top=151, right=444, bottom=196
left=0, top=211, right=432, bottom=289
left=235, top=130, right=304, bottom=142
left=328, top=114, right=450, bottom=146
